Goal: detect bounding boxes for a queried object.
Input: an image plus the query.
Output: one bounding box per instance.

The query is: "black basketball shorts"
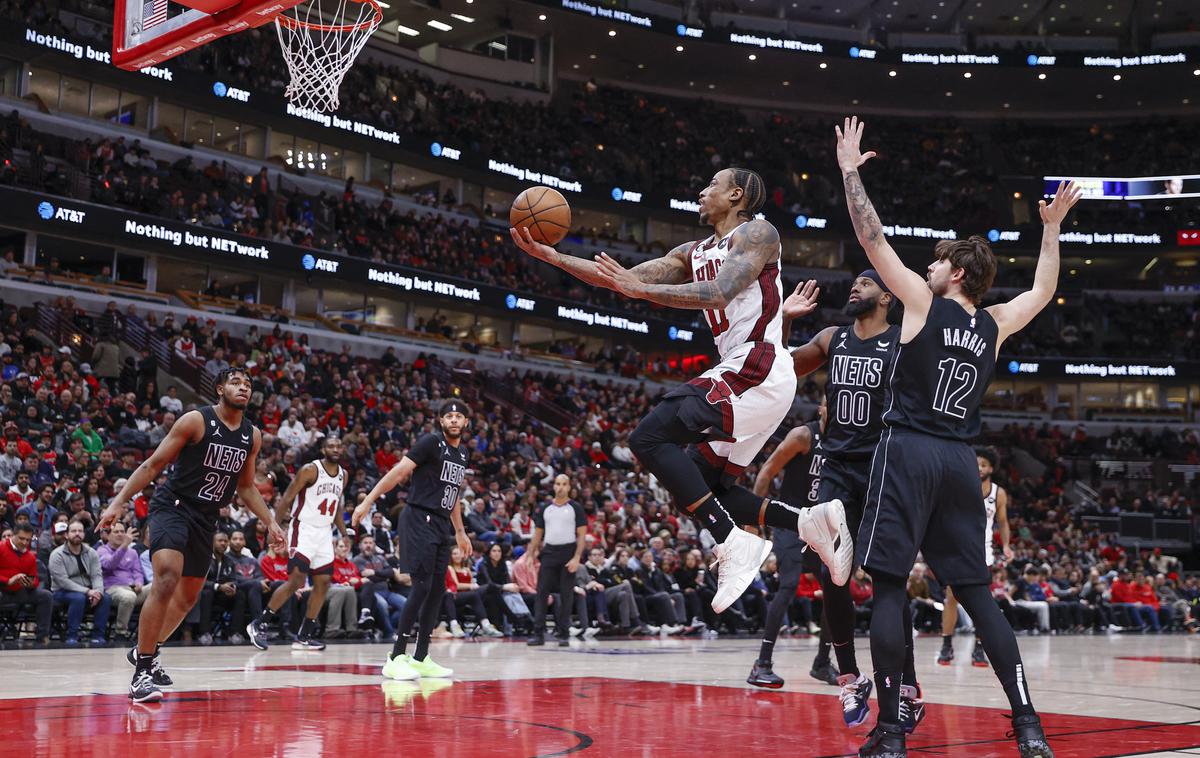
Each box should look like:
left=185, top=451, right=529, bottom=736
left=855, top=427, right=989, bottom=586
left=397, top=505, right=454, bottom=578
left=148, top=492, right=216, bottom=578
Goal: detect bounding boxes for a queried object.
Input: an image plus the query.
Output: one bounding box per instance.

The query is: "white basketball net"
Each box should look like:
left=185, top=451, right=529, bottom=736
left=275, top=0, right=382, bottom=113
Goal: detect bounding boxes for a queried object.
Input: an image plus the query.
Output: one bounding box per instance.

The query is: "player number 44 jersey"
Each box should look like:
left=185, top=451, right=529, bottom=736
left=688, top=221, right=784, bottom=359
left=294, top=462, right=346, bottom=528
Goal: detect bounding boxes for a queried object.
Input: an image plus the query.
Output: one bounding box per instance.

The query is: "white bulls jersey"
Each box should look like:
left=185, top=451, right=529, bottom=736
left=294, top=461, right=346, bottom=528
left=688, top=221, right=784, bottom=360
left=983, top=481, right=998, bottom=566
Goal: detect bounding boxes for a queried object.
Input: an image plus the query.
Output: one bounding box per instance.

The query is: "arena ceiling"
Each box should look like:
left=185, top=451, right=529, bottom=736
left=373, top=0, right=1200, bottom=116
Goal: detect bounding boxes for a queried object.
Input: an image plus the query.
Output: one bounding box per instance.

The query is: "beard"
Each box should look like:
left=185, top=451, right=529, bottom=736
left=442, top=425, right=462, bottom=442
left=698, top=211, right=709, bottom=225
left=221, top=394, right=248, bottom=410
left=843, top=294, right=878, bottom=317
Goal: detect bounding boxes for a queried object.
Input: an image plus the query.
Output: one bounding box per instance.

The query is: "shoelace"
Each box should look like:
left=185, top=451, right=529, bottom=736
left=134, top=669, right=156, bottom=688
left=839, top=679, right=863, bottom=712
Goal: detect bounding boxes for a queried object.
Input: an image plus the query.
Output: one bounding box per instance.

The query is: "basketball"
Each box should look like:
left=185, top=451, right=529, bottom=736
left=509, top=186, right=571, bottom=245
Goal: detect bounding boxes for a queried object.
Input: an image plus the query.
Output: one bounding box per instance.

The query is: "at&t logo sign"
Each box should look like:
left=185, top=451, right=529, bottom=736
left=667, top=326, right=694, bottom=341
left=611, top=187, right=642, bottom=203
left=36, top=200, right=86, bottom=224
left=212, top=81, right=250, bottom=102
left=505, top=293, right=535, bottom=311
left=301, top=254, right=339, bottom=273
left=430, top=142, right=461, bottom=161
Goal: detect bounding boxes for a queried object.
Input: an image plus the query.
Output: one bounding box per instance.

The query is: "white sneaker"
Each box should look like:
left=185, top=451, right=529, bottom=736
left=568, top=626, right=582, bottom=637
left=582, top=626, right=600, bottom=639
left=449, top=620, right=465, bottom=638
left=711, top=528, right=773, bottom=613
left=481, top=620, right=505, bottom=637
left=797, top=499, right=853, bottom=586
left=661, top=624, right=683, bottom=635
left=645, top=624, right=661, bottom=635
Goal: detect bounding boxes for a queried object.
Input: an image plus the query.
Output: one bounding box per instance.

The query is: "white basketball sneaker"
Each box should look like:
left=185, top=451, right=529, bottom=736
left=711, top=528, right=773, bottom=614
left=797, top=499, right=854, bottom=586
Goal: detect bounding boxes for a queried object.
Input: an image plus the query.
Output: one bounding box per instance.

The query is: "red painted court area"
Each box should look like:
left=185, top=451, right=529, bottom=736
left=5, top=675, right=1200, bottom=757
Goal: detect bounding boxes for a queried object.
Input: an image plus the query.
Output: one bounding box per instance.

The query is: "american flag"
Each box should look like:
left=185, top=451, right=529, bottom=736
left=142, top=0, right=168, bottom=28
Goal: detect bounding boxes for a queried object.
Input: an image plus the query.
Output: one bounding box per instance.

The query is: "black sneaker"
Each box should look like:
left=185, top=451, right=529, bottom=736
left=971, top=643, right=989, bottom=668
left=556, top=636, right=570, bottom=647
left=526, top=635, right=545, bottom=647
left=246, top=618, right=270, bottom=651
left=127, top=647, right=173, bottom=687
left=809, top=660, right=840, bottom=686
left=937, top=640, right=954, bottom=665
left=292, top=637, right=327, bottom=651
left=1009, top=714, right=1054, bottom=758
left=899, top=684, right=926, bottom=735
left=747, top=660, right=784, bottom=689
left=858, top=723, right=906, bottom=757
left=129, top=669, right=164, bottom=703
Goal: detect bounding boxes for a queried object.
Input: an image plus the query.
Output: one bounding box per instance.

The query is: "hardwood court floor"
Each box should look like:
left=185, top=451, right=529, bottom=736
left=3, top=633, right=1200, bottom=757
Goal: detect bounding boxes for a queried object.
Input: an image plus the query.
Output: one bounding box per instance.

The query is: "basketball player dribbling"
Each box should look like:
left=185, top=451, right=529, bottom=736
left=511, top=168, right=850, bottom=613
left=939, top=448, right=1012, bottom=668
left=835, top=116, right=1080, bottom=758
left=99, top=367, right=285, bottom=702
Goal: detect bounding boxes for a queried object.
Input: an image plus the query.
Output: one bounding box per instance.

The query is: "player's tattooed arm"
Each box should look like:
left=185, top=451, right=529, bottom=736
left=595, top=220, right=778, bottom=309
left=628, top=243, right=692, bottom=284
left=836, top=116, right=929, bottom=314
left=842, top=170, right=885, bottom=248
left=509, top=225, right=611, bottom=289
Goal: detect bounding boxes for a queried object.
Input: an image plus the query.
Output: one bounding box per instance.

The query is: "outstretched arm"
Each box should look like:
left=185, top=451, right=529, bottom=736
left=593, top=219, right=779, bottom=310
left=836, top=117, right=931, bottom=316
left=509, top=226, right=691, bottom=289
left=791, top=326, right=836, bottom=378
left=987, top=180, right=1082, bottom=350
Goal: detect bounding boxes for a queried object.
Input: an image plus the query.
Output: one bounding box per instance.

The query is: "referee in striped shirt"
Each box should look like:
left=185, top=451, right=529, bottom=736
left=527, top=474, right=587, bottom=647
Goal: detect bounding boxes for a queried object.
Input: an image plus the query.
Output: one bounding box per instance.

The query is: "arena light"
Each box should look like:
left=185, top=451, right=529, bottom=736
left=1112, top=73, right=1121, bottom=80
left=963, top=71, right=972, bottom=78
left=450, top=14, right=474, bottom=23
left=1038, top=72, right=1047, bottom=79
left=888, top=70, right=896, bottom=77
left=748, top=54, right=756, bottom=60
left=427, top=20, right=452, bottom=31
left=539, top=14, right=547, bottom=21
left=819, top=62, right=827, bottom=69
left=397, top=24, right=419, bottom=36
left=675, top=45, right=683, bottom=52
left=608, top=29, right=616, bottom=36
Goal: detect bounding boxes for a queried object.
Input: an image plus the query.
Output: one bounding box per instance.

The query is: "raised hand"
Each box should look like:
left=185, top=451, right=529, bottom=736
left=1039, top=180, right=1083, bottom=225
left=835, top=116, right=877, bottom=174
left=509, top=226, right=557, bottom=264
left=782, top=279, right=821, bottom=320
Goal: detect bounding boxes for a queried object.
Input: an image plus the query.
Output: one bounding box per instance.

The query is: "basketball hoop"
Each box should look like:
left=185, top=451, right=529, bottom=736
left=274, top=0, right=382, bottom=113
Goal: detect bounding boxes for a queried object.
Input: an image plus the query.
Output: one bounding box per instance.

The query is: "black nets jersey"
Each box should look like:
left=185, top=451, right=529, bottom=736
left=775, top=421, right=823, bottom=551
left=823, top=324, right=898, bottom=459
left=883, top=297, right=998, bottom=440
left=161, top=405, right=255, bottom=519
left=405, top=432, right=468, bottom=517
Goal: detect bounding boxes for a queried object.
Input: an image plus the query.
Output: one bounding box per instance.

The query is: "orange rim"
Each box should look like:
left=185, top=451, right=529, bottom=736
left=276, top=0, right=383, bottom=33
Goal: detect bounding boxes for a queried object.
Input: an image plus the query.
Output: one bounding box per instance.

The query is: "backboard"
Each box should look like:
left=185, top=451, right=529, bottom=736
left=113, top=0, right=303, bottom=71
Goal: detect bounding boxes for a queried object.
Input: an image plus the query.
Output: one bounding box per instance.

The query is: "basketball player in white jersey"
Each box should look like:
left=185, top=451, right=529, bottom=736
left=247, top=435, right=347, bottom=650
left=939, top=447, right=1011, bottom=667
left=511, top=167, right=847, bottom=613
